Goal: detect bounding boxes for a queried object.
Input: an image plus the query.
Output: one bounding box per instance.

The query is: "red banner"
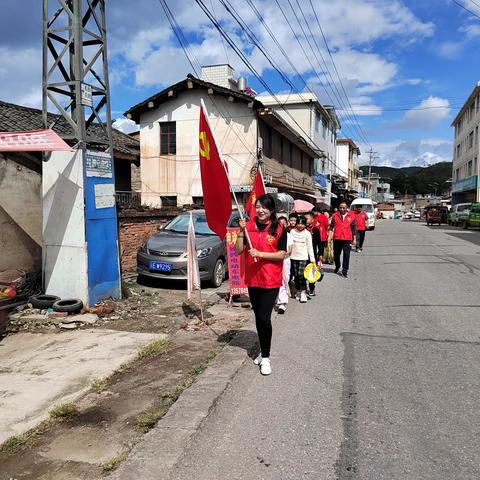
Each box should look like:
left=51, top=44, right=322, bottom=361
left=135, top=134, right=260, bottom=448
left=0, top=129, right=74, bottom=152
left=226, top=228, right=248, bottom=296
left=199, top=100, right=232, bottom=240
left=245, top=167, right=266, bottom=219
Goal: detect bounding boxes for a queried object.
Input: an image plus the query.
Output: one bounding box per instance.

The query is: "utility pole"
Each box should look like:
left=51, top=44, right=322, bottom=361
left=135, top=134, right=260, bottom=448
left=43, top=0, right=113, bottom=151
left=367, top=148, right=373, bottom=198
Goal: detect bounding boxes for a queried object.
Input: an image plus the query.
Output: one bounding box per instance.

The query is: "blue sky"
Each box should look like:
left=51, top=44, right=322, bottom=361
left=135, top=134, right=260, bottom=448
left=1, top=0, right=479, bottom=168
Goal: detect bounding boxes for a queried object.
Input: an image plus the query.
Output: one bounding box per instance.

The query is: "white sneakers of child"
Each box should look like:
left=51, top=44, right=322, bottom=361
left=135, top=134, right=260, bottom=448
left=300, top=291, right=308, bottom=303
left=253, top=354, right=272, bottom=375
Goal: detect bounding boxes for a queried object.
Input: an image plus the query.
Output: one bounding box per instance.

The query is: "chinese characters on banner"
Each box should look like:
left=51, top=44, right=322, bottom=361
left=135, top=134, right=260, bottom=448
left=226, top=228, right=248, bottom=296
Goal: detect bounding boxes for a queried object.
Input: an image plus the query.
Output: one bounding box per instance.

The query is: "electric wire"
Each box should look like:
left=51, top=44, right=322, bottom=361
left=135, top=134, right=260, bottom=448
left=159, top=0, right=353, bottom=180
left=307, top=0, right=371, bottom=147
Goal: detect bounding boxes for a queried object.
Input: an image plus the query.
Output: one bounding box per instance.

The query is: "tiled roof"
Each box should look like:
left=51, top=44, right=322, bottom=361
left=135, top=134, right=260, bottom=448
left=0, top=100, right=139, bottom=159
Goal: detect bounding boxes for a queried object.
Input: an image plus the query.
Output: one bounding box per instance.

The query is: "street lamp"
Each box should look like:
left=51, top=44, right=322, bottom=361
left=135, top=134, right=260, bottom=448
left=428, top=182, right=439, bottom=198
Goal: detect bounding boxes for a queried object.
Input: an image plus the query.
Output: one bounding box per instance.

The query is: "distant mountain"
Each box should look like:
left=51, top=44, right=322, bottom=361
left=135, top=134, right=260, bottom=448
left=359, top=162, right=452, bottom=196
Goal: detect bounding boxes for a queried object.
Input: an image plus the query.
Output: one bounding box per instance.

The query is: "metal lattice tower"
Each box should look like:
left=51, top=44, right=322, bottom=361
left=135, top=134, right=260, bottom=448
left=42, top=0, right=113, bottom=150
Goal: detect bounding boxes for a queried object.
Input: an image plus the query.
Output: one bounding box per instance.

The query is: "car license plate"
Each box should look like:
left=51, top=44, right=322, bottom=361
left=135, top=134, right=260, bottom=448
left=149, top=261, right=172, bottom=272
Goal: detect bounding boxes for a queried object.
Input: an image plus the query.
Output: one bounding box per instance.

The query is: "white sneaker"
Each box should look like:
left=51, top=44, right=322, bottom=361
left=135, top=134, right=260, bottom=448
left=260, top=357, right=271, bottom=375
left=278, top=304, right=287, bottom=314
left=253, top=353, right=262, bottom=365
left=300, top=291, right=308, bottom=303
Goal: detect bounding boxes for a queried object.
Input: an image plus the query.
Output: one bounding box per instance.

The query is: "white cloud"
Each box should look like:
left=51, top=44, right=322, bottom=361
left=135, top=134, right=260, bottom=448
left=406, top=78, right=423, bottom=85
left=391, top=96, right=451, bottom=130
left=0, top=46, right=41, bottom=107
left=113, top=118, right=139, bottom=134
left=437, top=41, right=465, bottom=59
left=358, top=138, right=453, bottom=168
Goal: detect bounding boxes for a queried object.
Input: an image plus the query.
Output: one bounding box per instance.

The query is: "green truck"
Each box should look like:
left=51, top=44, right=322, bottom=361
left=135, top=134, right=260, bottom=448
left=464, top=203, right=480, bottom=229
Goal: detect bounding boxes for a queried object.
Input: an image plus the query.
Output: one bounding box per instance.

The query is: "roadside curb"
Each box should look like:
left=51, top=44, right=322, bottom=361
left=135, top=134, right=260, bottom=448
left=110, top=324, right=258, bottom=480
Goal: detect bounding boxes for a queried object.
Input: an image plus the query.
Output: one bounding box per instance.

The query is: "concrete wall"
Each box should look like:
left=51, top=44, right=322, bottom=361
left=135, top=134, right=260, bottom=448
left=139, top=92, right=257, bottom=207
left=42, top=150, right=88, bottom=302
left=0, top=155, right=42, bottom=271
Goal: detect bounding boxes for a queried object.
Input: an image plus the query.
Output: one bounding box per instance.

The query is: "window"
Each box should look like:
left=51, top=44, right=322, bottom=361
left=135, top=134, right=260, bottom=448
left=192, top=196, right=203, bottom=206
left=315, top=111, right=321, bottom=133
left=469, top=131, right=474, bottom=149
left=476, top=127, right=479, bottom=144
left=322, top=118, right=327, bottom=139
left=160, top=122, right=176, bottom=155
left=468, top=160, right=473, bottom=176
left=160, top=195, right=177, bottom=207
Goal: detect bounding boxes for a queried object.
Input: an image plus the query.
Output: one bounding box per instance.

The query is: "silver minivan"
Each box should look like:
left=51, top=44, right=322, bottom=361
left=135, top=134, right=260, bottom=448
left=449, top=203, right=471, bottom=226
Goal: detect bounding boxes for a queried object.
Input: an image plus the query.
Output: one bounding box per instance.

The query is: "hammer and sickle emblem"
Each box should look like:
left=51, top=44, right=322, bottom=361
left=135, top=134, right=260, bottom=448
left=199, top=131, right=210, bottom=160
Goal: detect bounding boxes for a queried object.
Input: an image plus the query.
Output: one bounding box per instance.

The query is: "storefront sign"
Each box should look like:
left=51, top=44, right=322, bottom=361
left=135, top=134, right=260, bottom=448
left=0, top=129, right=74, bottom=152
left=452, top=175, right=478, bottom=193
left=225, top=228, right=248, bottom=296
left=231, top=185, right=278, bottom=193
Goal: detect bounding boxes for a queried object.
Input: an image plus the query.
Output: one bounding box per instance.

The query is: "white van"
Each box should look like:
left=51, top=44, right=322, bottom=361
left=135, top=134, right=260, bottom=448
left=349, top=198, right=376, bottom=230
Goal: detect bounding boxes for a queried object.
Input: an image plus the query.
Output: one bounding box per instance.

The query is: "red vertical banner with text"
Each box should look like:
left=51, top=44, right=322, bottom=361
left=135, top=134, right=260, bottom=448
left=226, top=228, right=248, bottom=296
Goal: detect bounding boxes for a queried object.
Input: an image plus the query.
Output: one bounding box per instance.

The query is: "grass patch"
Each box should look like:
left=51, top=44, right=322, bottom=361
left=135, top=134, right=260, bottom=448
left=115, top=362, right=132, bottom=374
left=137, top=338, right=172, bottom=360
left=0, top=432, right=34, bottom=453
left=0, top=421, right=49, bottom=454
left=91, top=377, right=109, bottom=393
left=49, top=403, right=78, bottom=420
left=136, top=406, right=169, bottom=433
left=102, top=450, right=129, bottom=472
left=191, top=363, right=206, bottom=376
left=207, top=350, right=218, bottom=362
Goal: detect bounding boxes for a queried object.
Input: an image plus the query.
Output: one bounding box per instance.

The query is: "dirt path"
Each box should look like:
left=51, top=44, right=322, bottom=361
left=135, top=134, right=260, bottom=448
left=0, top=277, right=254, bottom=479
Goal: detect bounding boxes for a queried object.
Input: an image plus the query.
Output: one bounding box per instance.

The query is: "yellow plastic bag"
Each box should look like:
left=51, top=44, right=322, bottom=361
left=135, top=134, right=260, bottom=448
left=304, top=263, right=321, bottom=283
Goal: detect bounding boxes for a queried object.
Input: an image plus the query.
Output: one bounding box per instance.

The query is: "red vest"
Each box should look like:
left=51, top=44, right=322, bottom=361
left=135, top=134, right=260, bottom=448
left=314, top=214, right=329, bottom=241
left=244, top=219, right=284, bottom=289
left=355, top=211, right=367, bottom=231
left=332, top=211, right=355, bottom=240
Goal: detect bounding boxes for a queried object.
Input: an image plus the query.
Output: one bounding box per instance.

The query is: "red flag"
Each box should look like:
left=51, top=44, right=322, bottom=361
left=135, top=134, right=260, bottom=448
left=199, top=100, right=232, bottom=240
left=245, top=167, right=266, bottom=219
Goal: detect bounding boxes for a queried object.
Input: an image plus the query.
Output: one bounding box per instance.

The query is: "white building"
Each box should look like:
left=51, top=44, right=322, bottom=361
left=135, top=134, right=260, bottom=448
left=256, top=92, right=340, bottom=207
left=335, top=138, right=361, bottom=201
left=451, top=81, right=480, bottom=204
left=125, top=66, right=318, bottom=207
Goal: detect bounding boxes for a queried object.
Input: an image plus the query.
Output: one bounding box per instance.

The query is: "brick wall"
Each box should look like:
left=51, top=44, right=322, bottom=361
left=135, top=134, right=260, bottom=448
left=118, top=208, right=183, bottom=271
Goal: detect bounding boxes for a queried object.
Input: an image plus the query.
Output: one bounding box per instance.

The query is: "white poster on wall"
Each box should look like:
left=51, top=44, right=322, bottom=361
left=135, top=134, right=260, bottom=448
left=94, top=183, right=115, bottom=209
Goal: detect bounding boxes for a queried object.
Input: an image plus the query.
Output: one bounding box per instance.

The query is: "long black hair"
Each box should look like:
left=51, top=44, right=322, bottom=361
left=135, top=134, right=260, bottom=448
left=255, top=193, right=279, bottom=236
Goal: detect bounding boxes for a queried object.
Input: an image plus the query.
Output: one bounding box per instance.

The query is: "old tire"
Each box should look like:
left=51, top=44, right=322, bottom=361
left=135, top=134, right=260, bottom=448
left=210, top=259, right=225, bottom=288
left=29, top=294, right=61, bottom=309
left=52, top=299, right=83, bottom=313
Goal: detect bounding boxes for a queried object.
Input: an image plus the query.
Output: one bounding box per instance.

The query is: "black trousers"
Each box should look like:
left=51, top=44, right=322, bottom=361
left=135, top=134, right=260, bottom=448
left=248, top=287, right=279, bottom=358
left=357, top=230, right=366, bottom=249
left=333, top=240, right=352, bottom=273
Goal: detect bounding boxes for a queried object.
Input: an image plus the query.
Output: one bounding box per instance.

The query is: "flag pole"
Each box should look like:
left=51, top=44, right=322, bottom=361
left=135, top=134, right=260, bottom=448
left=200, top=98, right=256, bottom=257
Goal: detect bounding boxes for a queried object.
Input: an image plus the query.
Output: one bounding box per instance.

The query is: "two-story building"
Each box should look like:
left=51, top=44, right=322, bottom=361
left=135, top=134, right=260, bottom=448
left=125, top=65, right=318, bottom=208
left=257, top=92, right=340, bottom=208
left=451, top=82, right=480, bottom=205
left=335, top=138, right=361, bottom=202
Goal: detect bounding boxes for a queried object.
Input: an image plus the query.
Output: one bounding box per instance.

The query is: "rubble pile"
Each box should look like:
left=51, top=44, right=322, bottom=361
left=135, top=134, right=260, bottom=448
left=8, top=306, right=99, bottom=333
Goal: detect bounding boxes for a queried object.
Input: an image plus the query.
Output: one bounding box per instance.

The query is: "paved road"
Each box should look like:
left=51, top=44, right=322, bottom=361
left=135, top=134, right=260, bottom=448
left=169, top=220, right=480, bottom=480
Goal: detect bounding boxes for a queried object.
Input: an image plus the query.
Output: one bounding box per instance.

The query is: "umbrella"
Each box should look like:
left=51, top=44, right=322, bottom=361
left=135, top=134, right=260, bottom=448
left=293, top=199, right=315, bottom=213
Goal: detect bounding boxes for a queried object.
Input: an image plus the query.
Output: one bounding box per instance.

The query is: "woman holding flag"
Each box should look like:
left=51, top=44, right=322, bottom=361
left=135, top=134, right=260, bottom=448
left=235, top=194, right=287, bottom=376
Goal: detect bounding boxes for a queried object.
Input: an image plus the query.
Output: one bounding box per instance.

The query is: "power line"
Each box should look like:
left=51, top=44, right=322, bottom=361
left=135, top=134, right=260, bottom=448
left=289, top=0, right=370, bottom=146
left=307, top=0, right=371, bottom=147
left=451, top=0, right=480, bottom=19
left=194, top=0, right=352, bottom=176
